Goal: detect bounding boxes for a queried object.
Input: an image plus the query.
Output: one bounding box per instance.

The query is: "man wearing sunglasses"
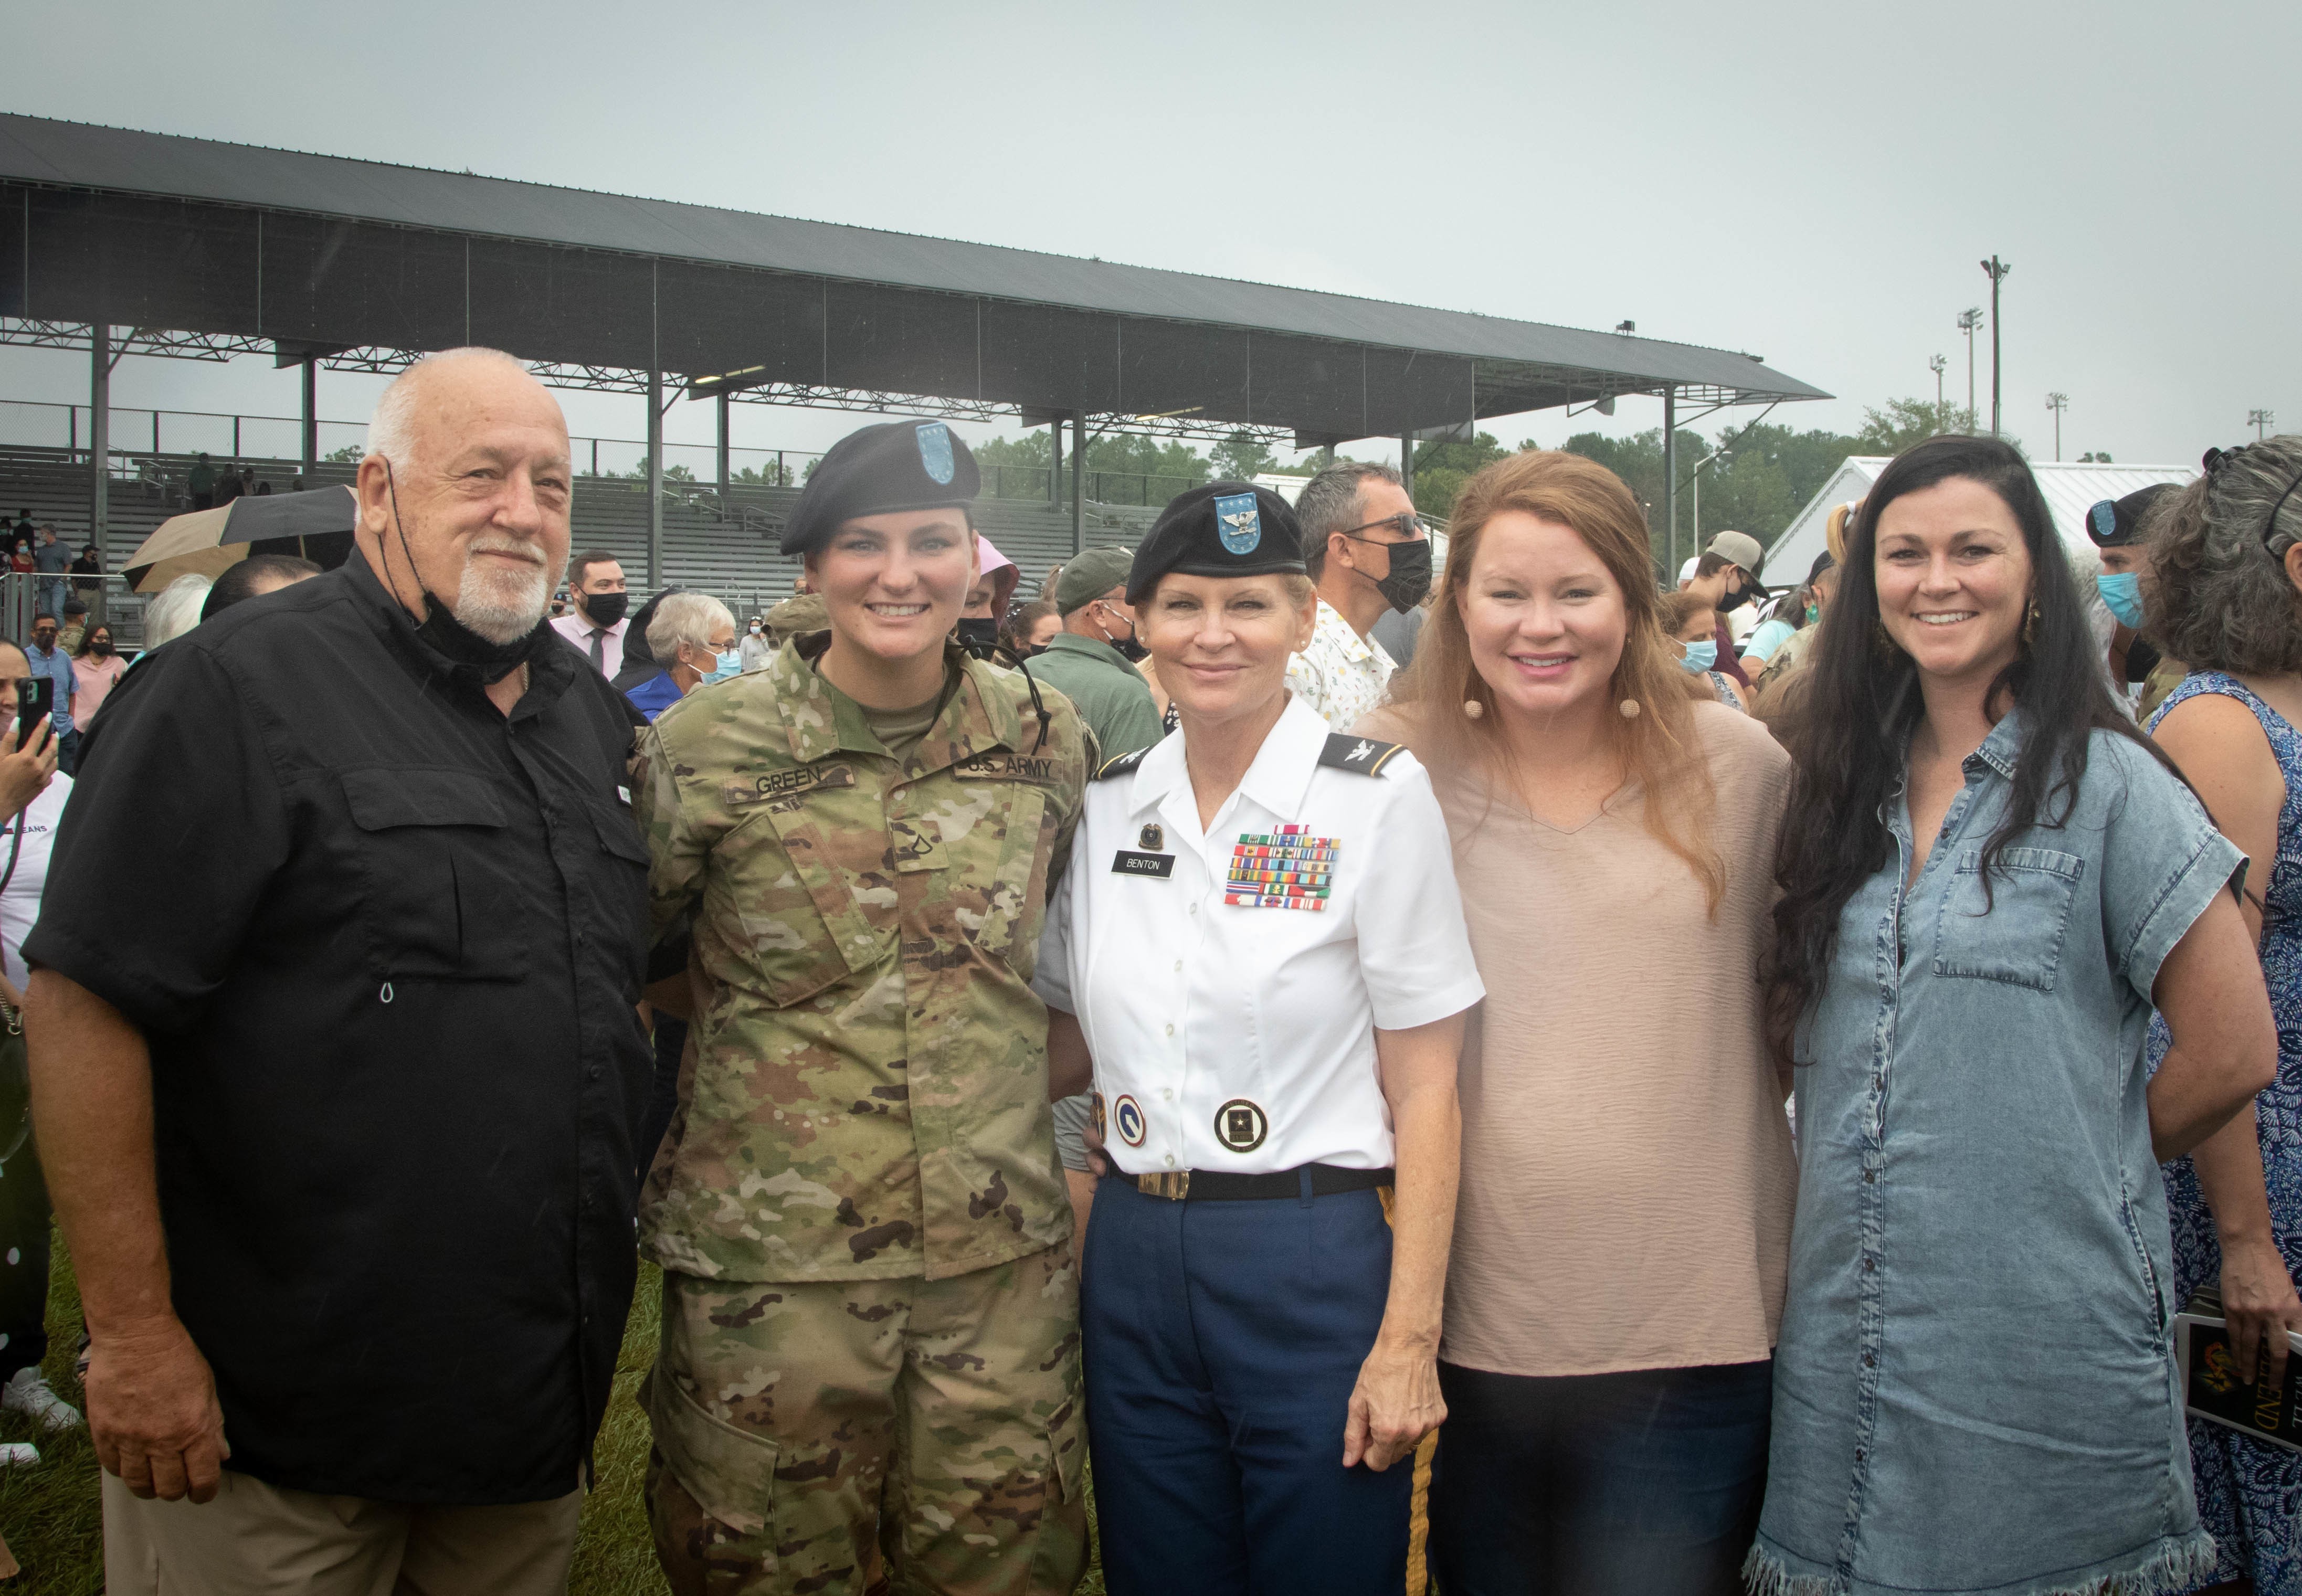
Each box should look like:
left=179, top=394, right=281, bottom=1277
left=1287, top=462, right=1433, bottom=730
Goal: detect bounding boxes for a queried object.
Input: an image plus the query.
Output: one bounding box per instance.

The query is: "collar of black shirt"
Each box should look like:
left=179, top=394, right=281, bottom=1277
left=342, top=550, right=575, bottom=718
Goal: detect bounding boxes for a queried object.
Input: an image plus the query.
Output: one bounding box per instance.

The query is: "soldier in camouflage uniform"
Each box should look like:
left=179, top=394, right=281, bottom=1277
left=632, top=418, right=1093, bottom=1595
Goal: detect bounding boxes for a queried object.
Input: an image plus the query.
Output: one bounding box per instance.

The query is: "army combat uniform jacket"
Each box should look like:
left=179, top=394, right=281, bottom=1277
left=633, top=635, right=1091, bottom=1283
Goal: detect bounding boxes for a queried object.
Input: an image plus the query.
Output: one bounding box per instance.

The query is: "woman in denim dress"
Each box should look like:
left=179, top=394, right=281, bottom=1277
left=1751, top=435, right=2279, bottom=1596
left=2144, top=435, right=2302, bottom=1596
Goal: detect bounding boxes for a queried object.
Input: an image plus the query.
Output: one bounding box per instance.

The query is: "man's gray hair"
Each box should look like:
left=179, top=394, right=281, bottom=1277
left=648, top=591, right=735, bottom=661
left=1294, top=462, right=1405, bottom=580
left=366, top=347, right=535, bottom=468
left=2148, top=435, right=2302, bottom=675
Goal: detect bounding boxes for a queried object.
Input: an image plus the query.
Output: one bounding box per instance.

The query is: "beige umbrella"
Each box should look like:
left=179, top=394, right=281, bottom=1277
left=121, top=486, right=358, bottom=593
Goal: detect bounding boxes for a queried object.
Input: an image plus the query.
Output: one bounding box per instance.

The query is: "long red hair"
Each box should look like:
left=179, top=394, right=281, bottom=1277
left=1389, top=450, right=1723, bottom=910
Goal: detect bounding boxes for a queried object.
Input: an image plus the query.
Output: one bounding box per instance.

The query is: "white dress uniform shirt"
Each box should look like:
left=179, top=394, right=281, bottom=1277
left=1285, top=599, right=1399, bottom=732
left=1033, top=694, right=1484, bottom=1177
left=550, top=610, right=627, bottom=678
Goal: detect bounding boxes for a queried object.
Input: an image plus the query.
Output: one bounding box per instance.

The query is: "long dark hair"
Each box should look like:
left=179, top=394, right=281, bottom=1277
left=1764, top=434, right=2171, bottom=1059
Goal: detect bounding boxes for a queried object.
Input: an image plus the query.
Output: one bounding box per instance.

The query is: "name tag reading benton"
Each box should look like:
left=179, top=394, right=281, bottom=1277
left=1112, top=850, right=1175, bottom=879
left=1225, top=823, right=1336, bottom=911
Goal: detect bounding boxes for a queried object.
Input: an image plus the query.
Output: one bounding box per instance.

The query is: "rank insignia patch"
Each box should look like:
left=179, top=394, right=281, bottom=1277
left=916, top=421, right=957, bottom=485
left=1114, top=1095, right=1148, bottom=1148
left=1214, top=1098, right=1268, bottom=1154
left=1213, top=491, right=1262, bottom=555
left=1224, top=823, right=1336, bottom=911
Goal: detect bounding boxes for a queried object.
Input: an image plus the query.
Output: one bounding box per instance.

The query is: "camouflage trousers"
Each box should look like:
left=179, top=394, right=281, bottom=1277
left=645, top=1243, right=1089, bottom=1596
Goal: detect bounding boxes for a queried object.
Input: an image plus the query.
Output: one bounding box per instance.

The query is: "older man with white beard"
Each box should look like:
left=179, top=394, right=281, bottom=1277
left=22, top=347, right=654, bottom=1596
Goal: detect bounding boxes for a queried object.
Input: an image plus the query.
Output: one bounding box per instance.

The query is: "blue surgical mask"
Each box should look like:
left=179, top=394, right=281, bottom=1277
left=1678, top=638, right=1718, bottom=673
left=2096, top=572, right=2144, bottom=630
left=703, top=648, right=743, bottom=684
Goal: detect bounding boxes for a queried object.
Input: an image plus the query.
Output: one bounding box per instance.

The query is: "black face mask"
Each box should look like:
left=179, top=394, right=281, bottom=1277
left=956, top=617, right=1001, bottom=660
left=1370, top=538, right=1433, bottom=614
left=1716, top=575, right=1757, bottom=614
left=1094, top=603, right=1149, bottom=663
left=384, top=462, right=542, bottom=684
left=580, top=589, right=629, bottom=629
left=89, top=639, right=112, bottom=657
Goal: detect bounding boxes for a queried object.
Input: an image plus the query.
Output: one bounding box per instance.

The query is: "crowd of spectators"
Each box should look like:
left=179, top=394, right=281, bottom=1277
left=1, top=344, right=2299, bottom=1596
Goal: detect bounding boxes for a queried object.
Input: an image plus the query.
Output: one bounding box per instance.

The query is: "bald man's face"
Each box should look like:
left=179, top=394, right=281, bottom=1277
left=356, top=359, right=573, bottom=643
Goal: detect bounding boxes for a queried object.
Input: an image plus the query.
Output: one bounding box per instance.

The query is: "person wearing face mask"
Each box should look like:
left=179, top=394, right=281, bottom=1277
left=1037, top=481, right=1480, bottom=1595
left=1660, top=590, right=1747, bottom=712
left=955, top=533, right=1021, bottom=659
left=1678, top=531, right=1765, bottom=691
left=1286, top=462, right=1434, bottom=730
left=2087, top=483, right=2186, bottom=718
left=645, top=593, right=740, bottom=709
left=548, top=550, right=629, bottom=676
left=737, top=614, right=772, bottom=673
left=69, top=621, right=129, bottom=730
left=25, top=348, right=653, bottom=1592
left=630, top=418, right=1093, bottom=1593
left=1018, top=543, right=1165, bottom=1260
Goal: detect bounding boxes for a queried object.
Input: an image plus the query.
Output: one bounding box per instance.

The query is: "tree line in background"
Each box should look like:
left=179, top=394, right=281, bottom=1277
left=972, top=395, right=2009, bottom=548
left=320, top=390, right=2034, bottom=550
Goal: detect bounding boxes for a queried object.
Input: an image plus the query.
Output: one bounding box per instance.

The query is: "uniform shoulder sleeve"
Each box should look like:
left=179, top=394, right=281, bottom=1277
left=1318, top=731, right=1408, bottom=776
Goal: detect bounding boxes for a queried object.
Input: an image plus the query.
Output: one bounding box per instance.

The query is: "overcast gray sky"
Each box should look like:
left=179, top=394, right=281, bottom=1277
left=4, top=0, right=2296, bottom=472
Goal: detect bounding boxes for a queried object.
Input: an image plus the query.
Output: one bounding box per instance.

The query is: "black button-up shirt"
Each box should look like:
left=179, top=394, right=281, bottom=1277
left=26, top=554, right=653, bottom=1503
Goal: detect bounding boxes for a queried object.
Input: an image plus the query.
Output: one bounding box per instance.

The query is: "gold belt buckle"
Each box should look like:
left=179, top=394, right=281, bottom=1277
left=1138, top=1171, right=1190, bottom=1201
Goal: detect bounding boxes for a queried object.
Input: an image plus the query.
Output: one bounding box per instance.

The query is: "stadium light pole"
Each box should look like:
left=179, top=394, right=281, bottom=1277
left=1662, top=387, right=1678, bottom=579
left=1979, top=258, right=2011, bottom=435
left=646, top=369, right=664, bottom=588
left=1071, top=414, right=1086, bottom=557
left=2045, top=392, right=2068, bottom=461
left=2252, top=408, right=2276, bottom=441
left=89, top=322, right=109, bottom=559
left=1957, top=308, right=1983, bottom=428
left=1929, top=355, right=1948, bottom=433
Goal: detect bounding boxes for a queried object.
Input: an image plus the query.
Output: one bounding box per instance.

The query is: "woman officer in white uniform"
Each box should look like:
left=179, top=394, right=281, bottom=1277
left=1035, top=482, right=1484, bottom=1596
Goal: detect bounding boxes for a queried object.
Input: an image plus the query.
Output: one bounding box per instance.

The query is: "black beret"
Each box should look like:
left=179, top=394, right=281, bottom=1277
left=2085, top=482, right=2174, bottom=547
left=1125, top=481, right=1306, bottom=605
left=778, top=420, right=979, bottom=556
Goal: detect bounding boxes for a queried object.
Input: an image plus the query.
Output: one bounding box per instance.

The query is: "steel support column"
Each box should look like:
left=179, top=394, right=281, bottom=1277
left=1400, top=433, right=1414, bottom=504
left=1662, top=388, right=1678, bottom=580
left=715, top=393, right=730, bottom=498
left=646, top=371, right=664, bottom=588
left=1071, top=414, right=1086, bottom=556
left=300, top=355, right=318, bottom=479
left=1049, top=418, right=1063, bottom=510
left=90, top=323, right=110, bottom=553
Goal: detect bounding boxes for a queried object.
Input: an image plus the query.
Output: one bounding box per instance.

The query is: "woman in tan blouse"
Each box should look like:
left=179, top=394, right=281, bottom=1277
left=1363, top=450, right=1794, bottom=1595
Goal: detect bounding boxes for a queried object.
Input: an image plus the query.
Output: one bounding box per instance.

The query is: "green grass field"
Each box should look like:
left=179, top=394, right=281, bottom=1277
left=0, top=1236, right=1106, bottom=1594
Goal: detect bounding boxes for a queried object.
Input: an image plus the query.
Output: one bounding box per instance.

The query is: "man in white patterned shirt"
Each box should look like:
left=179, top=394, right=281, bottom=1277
left=1285, top=462, right=1432, bottom=730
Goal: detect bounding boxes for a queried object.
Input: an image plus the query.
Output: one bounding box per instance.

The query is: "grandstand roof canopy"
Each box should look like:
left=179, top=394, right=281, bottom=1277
left=0, top=114, right=1829, bottom=445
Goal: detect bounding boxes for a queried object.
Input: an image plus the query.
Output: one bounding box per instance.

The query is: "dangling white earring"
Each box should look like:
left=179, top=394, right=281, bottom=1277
left=1619, top=698, right=1642, bottom=720
left=1463, top=699, right=1484, bottom=719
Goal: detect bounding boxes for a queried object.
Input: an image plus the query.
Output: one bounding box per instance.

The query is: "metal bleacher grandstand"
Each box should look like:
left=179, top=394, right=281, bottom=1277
left=0, top=439, right=1163, bottom=639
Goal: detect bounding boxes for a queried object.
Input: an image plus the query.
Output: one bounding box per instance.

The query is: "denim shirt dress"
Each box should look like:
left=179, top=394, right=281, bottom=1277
left=1751, top=715, right=2243, bottom=1596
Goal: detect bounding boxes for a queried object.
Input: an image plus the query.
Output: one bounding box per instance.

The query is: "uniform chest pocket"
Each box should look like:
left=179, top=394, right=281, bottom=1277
left=1931, top=844, right=2086, bottom=993
left=726, top=804, right=891, bottom=1010
left=342, top=768, right=531, bottom=983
